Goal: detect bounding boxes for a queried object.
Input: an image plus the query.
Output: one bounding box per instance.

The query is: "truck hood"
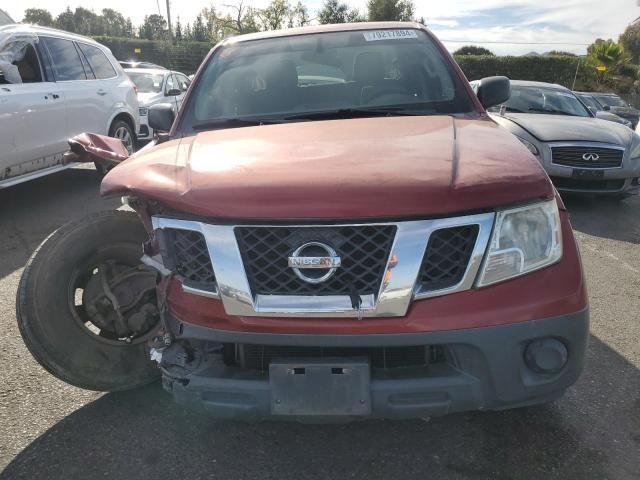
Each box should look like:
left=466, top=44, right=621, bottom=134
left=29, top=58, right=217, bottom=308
left=495, top=113, right=633, bottom=145
left=101, top=116, right=553, bottom=220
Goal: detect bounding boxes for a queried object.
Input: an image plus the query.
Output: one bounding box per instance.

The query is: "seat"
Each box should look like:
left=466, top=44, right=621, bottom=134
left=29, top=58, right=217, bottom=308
left=260, top=59, right=299, bottom=113
left=352, top=52, right=407, bottom=105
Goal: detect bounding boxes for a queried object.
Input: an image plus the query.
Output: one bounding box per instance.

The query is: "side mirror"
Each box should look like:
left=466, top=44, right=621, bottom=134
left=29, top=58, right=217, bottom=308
left=149, top=103, right=175, bottom=133
left=603, top=105, right=611, bottom=111
left=475, top=76, right=511, bottom=109
left=165, top=88, right=181, bottom=97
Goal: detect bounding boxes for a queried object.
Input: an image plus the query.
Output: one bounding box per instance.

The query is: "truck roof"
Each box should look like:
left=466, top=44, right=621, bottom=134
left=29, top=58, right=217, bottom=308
left=222, top=21, right=426, bottom=45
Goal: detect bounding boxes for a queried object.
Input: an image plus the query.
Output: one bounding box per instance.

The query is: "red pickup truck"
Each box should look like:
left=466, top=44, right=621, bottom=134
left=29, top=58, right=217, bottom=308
left=17, top=22, right=588, bottom=420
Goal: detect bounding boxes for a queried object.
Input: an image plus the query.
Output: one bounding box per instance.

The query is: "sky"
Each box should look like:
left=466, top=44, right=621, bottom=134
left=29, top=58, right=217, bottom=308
left=5, top=0, right=640, bottom=55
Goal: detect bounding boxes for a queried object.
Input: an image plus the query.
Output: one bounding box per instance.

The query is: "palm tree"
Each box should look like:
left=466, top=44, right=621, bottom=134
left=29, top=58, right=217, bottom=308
left=588, top=39, right=628, bottom=70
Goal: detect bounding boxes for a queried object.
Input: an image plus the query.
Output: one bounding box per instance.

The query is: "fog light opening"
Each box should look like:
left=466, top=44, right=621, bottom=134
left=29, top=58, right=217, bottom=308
left=524, top=338, right=568, bottom=374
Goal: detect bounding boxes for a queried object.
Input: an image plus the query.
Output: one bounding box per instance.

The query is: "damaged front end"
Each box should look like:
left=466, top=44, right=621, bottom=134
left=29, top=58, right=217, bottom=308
left=63, top=132, right=130, bottom=172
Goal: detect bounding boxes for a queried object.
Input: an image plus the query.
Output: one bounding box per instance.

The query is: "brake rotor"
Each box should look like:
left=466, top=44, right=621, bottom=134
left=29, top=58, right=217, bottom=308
left=82, top=262, right=159, bottom=342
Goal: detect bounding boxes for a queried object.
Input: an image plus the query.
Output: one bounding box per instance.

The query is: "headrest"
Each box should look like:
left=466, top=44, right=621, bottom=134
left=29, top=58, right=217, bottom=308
left=353, top=52, right=385, bottom=84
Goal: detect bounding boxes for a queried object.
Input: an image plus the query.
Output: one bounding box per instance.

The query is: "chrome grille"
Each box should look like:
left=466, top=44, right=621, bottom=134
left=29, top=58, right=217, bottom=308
left=163, top=229, right=216, bottom=290
left=551, top=146, right=623, bottom=169
left=235, top=226, right=396, bottom=297
left=418, top=225, right=479, bottom=292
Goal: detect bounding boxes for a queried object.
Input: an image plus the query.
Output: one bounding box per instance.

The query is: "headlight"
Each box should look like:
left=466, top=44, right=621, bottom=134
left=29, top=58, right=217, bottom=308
left=477, top=200, right=562, bottom=286
left=139, top=107, right=148, bottom=116
left=515, top=136, right=539, bottom=156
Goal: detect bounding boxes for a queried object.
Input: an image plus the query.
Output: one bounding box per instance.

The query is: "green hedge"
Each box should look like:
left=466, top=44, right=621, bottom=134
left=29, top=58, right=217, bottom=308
left=454, top=54, right=597, bottom=91
left=93, top=36, right=212, bottom=74
left=93, top=37, right=610, bottom=91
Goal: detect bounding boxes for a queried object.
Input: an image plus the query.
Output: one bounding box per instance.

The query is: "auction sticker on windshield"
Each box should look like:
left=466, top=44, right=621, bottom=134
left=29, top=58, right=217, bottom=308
left=363, top=30, right=418, bottom=41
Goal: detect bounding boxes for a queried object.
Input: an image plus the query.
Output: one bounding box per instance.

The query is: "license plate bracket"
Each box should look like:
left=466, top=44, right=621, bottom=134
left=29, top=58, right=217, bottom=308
left=572, top=168, right=604, bottom=180
left=270, top=358, right=371, bottom=416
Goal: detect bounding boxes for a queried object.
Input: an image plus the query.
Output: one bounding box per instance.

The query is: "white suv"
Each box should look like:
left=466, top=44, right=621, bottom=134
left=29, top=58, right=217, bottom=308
left=0, top=24, right=139, bottom=187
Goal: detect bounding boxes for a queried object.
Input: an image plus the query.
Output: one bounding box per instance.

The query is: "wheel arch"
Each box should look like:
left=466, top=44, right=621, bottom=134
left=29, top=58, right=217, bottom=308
left=108, top=112, right=137, bottom=142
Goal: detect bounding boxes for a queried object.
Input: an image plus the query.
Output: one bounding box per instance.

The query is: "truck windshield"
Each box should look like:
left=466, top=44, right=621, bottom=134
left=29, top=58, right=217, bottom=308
left=180, top=28, right=475, bottom=133
left=491, top=85, right=591, bottom=117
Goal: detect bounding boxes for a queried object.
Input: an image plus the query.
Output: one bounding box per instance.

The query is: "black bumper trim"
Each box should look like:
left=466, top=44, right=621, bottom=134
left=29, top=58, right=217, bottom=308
left=163, top=309, right=589, bottom=419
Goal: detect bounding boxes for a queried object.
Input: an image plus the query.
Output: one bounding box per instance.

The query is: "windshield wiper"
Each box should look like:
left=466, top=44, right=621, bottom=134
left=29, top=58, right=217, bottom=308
left=501, top=106, right=525, bottom=113
left=527, top=107, right=578, bottom=117
left=284, top=107, right=436, bottom=121
left=192, top=117, right=283, bottom=131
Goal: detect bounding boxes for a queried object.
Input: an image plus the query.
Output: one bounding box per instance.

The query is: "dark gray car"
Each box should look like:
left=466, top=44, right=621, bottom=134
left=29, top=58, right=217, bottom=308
left=584, top=92, right=639, bottom=129
left=575, top=92, right=633, bottom=128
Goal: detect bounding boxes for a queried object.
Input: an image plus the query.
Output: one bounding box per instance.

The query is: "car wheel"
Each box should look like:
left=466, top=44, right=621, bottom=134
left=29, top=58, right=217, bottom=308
left=98, top=120, right=136, bottom=176
left=109, top=119, right=136, bottom=155
left=16, top=210, right=160, bottom=391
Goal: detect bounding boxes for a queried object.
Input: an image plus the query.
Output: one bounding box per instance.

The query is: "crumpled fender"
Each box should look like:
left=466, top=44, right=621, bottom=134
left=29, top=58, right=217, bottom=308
left=63, top=133, right=129, bottom=170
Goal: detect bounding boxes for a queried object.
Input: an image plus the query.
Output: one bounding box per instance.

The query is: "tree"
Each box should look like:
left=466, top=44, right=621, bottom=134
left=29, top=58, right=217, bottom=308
left=23, top=8, right=54, bottom=26
left=546, top=50, right=577, bottom=57
left=175, top=17, right=183, bottom=41
left=125, top=18, right=134, bottom=37
left=259, top=0, right=290, bottom=30
left=619, top=23, right=640, bottom=64
left=453, top=45, right=495, bottom=56
left=218, top=1, right=261, bottom=35
left=588, top=39, right=628, bottom=69
left=317, top=0, right=363, bottom=24
left=367, top=0, right=415, bottom=22
left=101, top=8, right=129, bottom=37
left=184, top=22, right=192, bottom=41
left=55, top=7, right=76, bottom=32
left=192, top=14, right=208, bottom=42
left=73, top=7, right=101, bottom=36
left=587, top=39, right=629, bottom=84
left=288, top=2, right=310, bottom=27
left=140, top=14, right=167, bottom=40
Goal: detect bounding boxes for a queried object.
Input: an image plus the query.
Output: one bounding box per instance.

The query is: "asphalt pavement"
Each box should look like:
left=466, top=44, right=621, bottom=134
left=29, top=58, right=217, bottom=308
left=0, top=168, right=638, bottom=480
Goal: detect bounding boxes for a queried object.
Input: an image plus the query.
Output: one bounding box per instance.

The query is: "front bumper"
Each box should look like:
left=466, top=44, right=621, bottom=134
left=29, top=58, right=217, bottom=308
left=137, top=116, right=153, bottom=141
left=161, top=309, right=589, bottom=420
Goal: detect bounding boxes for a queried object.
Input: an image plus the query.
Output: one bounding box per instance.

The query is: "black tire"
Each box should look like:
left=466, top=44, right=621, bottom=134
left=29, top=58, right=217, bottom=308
left=16, top=210, right=159, bottom=391
left=108, top=119, right=136, bottom=156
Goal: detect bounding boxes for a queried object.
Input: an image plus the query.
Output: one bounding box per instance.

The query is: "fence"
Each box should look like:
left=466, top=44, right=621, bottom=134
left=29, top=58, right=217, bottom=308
left=94, top=37, right=212, bottom=74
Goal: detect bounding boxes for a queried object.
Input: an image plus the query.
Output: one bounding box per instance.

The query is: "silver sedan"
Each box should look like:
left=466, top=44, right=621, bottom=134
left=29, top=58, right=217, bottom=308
left=480, top=80, right=640, bottom=198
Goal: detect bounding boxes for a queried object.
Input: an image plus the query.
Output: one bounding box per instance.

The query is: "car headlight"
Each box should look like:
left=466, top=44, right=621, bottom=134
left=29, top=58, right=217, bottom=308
left=477, top=200, right=562, bottom=287
left=139, top=107, right=148, bottom=116
left=515, top=136, right=539, bottom=156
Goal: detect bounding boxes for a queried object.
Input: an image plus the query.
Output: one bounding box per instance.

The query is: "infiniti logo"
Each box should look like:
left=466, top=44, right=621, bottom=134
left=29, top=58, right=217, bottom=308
left=288, top=242, right=341, bottom=284
left=582, top=152, right=600, bottom=161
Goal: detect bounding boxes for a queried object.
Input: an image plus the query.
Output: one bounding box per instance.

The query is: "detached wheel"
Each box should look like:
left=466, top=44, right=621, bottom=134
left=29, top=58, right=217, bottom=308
left=16, top=210, right=161, bottom=391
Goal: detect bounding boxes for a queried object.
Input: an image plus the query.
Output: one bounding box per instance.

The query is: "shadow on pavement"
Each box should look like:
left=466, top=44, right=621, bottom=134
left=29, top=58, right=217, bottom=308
left=2, top=336, right=638, bottom=480
left=0, top=168, right=118, bottom=280
left=562, top=193, right=640, bottom=245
